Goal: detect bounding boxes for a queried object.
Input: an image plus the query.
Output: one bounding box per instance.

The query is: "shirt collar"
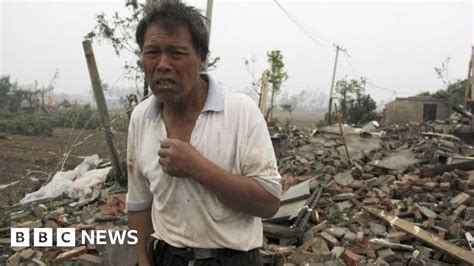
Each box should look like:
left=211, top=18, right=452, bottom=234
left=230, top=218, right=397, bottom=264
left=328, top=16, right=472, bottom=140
left=146, top=74, right=224, bottom=121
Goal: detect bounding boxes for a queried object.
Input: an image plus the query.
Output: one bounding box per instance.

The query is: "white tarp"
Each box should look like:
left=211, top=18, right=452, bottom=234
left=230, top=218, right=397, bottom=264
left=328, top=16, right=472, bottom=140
left=20, top=155, right=110, bottom=204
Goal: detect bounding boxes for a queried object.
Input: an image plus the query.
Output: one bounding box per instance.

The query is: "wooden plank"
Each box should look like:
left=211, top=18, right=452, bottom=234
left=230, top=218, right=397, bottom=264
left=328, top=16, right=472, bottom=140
left=420, top=159, right=474, bottom=177
left=364, top=207, right=474, bottom=264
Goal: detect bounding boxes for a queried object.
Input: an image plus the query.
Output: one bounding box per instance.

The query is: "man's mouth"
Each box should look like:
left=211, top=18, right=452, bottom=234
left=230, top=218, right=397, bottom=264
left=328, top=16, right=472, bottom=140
left=155, top=78, right=176, bottom=88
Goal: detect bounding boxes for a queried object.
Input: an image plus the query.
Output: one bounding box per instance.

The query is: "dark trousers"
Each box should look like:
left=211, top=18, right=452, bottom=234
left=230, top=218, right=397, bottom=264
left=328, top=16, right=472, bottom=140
left=148, top=239, right=262, bottom=266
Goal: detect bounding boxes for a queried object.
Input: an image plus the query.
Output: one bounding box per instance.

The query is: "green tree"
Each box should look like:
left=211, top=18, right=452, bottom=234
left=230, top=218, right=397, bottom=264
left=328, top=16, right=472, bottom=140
left=0, top=75, right=20, bottom=111
left=432, top=79, right=466, bottom=110
left=335, top=77, right=377, bottom=124
left=347, top=90, right=377, bottom=124
left=0, top=75, right=13, bottom=108
left=432, top=57, right=466, bottom=109
left=266, top=50, right=288, bottom=121
left=280, top=103, right=294, bottom=124
left=416, top=57, right=467, bottom=110
left=335, top=77, right=366, bottom=120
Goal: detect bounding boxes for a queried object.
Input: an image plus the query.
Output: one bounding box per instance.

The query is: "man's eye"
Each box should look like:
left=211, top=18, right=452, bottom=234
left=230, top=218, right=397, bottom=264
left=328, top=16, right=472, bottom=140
left=145, top=50, right=158, bottom=56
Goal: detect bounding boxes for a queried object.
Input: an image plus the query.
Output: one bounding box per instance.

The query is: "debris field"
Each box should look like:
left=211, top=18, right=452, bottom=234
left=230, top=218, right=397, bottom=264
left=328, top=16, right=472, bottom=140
left=1, top=122, right=474, bottom=265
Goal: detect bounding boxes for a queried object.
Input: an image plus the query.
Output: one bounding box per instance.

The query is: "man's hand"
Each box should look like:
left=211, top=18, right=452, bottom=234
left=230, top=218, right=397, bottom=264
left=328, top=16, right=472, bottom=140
left=158, top=138, right=280, bottom=218
left=157, top=138, right=204, bottom=177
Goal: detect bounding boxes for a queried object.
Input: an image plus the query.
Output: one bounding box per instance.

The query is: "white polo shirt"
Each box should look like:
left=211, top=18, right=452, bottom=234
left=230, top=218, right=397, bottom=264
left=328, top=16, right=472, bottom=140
left=126, top=74, right=282, bottom=251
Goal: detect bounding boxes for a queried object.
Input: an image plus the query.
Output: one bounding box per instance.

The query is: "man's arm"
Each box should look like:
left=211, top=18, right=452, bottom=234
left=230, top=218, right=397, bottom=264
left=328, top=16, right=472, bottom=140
left=129, top=208, right=154, bottom=266
left=194, top=158, right=280, bottom=218
left=126, top=109, right=154, bottom=265
left=158, top=139, right=280, bottom=218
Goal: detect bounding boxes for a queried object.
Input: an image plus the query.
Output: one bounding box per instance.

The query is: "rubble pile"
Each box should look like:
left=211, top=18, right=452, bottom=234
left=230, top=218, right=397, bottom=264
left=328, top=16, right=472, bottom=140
left=263, top=124, right=474, bottom=265
left=0, top=156, right=135, bottom=266
left=424, top=105, right=474, bottom=136
left=2, top=123, right=474, bottom=265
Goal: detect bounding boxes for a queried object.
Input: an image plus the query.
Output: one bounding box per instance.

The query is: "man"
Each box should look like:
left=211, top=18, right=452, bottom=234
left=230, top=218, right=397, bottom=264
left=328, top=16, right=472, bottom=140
left=126, top=2, right=282, bottom=265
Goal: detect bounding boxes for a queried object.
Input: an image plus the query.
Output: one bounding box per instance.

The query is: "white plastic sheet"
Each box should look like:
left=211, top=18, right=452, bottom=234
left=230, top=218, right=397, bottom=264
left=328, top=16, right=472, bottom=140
left=20, top=155, right=110, bottom=204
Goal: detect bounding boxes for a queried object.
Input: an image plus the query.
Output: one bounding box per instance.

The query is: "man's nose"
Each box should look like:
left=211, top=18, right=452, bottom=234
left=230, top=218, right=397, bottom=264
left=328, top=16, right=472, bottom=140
left=156, top=54, right=172, bottom=72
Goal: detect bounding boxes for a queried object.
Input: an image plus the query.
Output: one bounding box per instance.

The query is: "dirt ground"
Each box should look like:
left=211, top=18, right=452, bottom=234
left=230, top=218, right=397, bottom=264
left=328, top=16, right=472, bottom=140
left=0, top=112, right=321, bottom=207
left=0, top=128, right=127, bottom=207
left=273, top=110, right=324, bottom=129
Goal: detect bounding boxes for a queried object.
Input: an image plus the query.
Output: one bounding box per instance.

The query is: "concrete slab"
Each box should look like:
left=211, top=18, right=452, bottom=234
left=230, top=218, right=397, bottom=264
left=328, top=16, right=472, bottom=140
left=370, top=149, right=420, bottom=171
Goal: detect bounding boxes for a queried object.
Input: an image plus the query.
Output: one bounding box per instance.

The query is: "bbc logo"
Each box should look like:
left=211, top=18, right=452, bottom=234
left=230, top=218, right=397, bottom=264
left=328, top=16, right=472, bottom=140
left=11, top=228, right=138, bottom=247
left=11, top=228, right=76, bottom=247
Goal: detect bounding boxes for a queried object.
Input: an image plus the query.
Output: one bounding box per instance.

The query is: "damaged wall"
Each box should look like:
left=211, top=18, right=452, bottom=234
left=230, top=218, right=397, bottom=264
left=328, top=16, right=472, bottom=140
left=383, top=96, right=450, bottom=125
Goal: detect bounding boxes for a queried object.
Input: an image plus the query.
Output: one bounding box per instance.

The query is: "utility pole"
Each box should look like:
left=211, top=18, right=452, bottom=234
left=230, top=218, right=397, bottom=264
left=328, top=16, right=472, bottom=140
left=83, top=40, right=125, bottom=183
left=327, top=44, right=345, bottom=125
left=204, top=0, right=213, bottom=71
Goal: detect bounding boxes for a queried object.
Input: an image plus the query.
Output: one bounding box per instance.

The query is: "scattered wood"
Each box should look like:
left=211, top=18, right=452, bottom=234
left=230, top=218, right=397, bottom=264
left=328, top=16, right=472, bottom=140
left=364, top=206, right=474, bottom=264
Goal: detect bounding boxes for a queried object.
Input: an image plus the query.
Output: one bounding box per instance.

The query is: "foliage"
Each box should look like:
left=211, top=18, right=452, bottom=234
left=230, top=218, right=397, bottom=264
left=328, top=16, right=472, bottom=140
left=430, top=79, right=466, bottom=110
left=335, top=77, right=377, bottom=125
left=206, top=54, right=221, bottom=71
left=0, top=209, right=10, bottom=228
left=85, top=0, right=143, bottom=87
left=0, top=75, right=14, bottom=108
left=335, top=77, right=365, bottom=119
left=1, top=73, right=59, bottom=113
left=416, top=91, right=431, bottom=96
left=346, top=90, right=378, bottom=124
left=416, top=57, right=466, bottom=110
left=51, top=105, right=101, bottom=130
left=0, top=110, right=53, bottom=137
left=0, top=75, right=21, bottom=111
left=51, top=105, right=129, bottom=132
left=0, top=105, right=129, bottom=138
left=280, top=103, right=294, bottom=124
left=110, top=111, right=130, bottom=132
left=435, top=57, right=452, bottom=86
left=279, top=90, right=327, bottom=112
left=328, top=202, right=354, bottom=224
left=266, top=50, right=288, bottom=121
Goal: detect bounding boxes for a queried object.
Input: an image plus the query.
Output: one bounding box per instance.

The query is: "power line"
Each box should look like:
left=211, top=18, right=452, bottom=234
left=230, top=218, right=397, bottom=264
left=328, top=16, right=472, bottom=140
left=339, top=52, right=414, bottom=95
left=273, top=0, right=333, bottom=57
left=273, top=0, right=415, bottom=97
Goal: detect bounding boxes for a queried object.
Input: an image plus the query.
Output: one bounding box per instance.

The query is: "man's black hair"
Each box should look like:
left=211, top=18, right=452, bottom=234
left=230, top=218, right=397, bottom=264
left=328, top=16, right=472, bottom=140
left=136, top=2, right=209, bottom=62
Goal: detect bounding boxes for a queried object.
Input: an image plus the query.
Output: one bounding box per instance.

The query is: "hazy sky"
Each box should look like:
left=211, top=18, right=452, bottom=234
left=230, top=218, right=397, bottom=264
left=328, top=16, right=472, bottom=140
left=1, top=0, right=472, bottom=106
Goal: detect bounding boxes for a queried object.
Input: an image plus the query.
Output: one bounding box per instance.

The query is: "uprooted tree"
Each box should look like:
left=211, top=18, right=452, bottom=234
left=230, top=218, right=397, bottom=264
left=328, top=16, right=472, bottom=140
left=335, top=77, right=377, bottom=125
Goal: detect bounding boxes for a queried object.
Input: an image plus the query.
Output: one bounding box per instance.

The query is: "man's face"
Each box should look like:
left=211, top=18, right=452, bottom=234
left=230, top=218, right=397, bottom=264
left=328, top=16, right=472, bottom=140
left=141, top=24, right=203, bottom=103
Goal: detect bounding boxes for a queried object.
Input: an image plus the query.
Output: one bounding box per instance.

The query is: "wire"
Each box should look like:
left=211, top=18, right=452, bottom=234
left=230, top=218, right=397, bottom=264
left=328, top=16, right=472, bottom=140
left=273, top=0, right=333, bottom=58
left=274, top=0, right=417, bottom=97
left=338, top=52, right=414, bottom=95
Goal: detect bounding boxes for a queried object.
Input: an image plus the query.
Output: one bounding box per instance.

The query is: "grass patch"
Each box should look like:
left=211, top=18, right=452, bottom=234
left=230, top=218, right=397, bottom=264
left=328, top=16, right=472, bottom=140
left=0, top=106, right=129, bottom=137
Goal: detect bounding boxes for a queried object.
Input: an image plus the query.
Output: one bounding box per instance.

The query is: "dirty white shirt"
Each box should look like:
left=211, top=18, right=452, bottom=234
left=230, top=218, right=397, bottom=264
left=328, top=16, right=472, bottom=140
left=126, top=74, right=282, bottom=251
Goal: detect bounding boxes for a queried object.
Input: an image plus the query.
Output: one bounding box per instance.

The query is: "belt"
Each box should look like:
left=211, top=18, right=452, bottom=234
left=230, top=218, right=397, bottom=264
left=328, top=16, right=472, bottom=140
left=160, top=241, right=216, bottom=260
left=152, top=239, right=244, bottom=261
